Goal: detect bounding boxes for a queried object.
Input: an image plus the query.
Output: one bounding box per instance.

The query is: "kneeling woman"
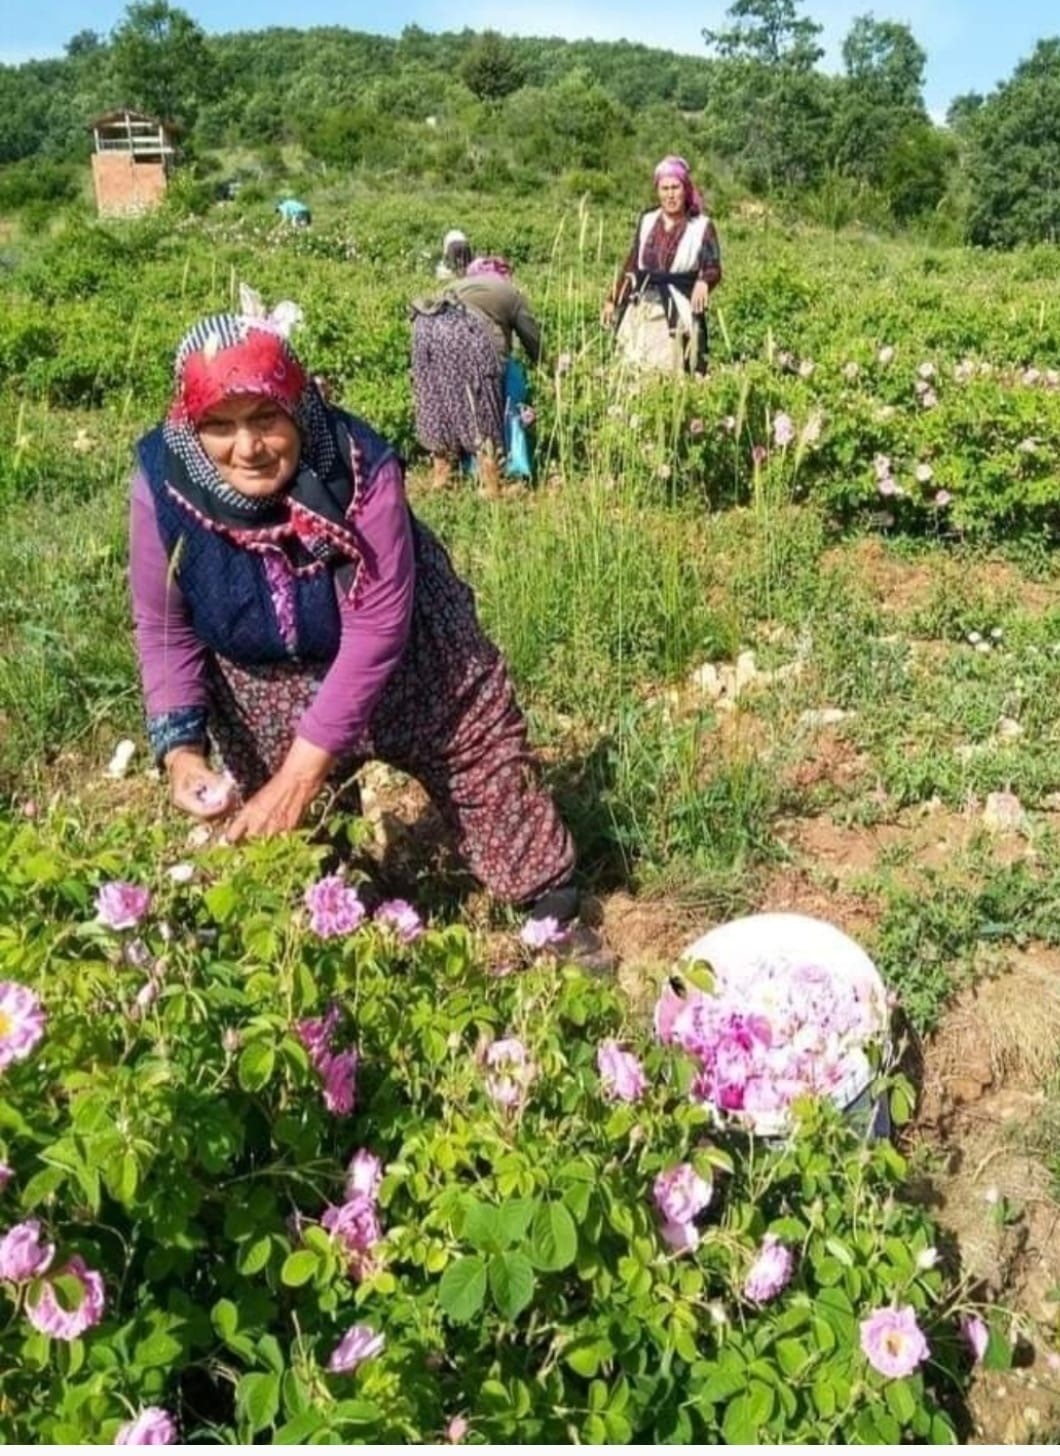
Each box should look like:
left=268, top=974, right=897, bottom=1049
left=129, top=308, right=584, bottom=934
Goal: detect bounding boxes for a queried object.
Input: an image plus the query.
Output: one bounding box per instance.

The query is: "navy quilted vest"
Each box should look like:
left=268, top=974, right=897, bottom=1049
left=136, top=413, right=389, bottom=668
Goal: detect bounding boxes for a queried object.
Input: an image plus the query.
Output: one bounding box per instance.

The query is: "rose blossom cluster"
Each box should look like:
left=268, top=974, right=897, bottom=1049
left=321, top=1149, right=384, bottom=1280
left=0, top=1221, right=106, bottom=1342
left=294, top=1002, right=358, bottom=1115
left=655, top=954, right=885, bottom=1128
left=303, top=875, right=365, bottom=939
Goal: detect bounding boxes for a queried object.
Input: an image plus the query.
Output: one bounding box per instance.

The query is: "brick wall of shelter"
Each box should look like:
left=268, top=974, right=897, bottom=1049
left=91, top=153, right=167, bottom=217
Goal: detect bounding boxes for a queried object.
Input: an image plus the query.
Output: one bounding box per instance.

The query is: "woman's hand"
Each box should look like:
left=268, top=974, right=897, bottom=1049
left=223, top=738, right=335, bottom=844
left=691, top=280, right=710, bottom=316
left=166, top=747, right=238, bottom=821
left=600, top=298, right=616, bottom=329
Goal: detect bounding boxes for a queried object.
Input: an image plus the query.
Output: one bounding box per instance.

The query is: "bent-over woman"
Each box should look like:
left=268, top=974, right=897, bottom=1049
left=410, top=256, right=541, bottom=496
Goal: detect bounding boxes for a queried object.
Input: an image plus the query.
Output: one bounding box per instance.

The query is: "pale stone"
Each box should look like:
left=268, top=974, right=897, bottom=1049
left=798, top=707, right=849, bottom=728
left=734, top=650, right=758, bottom=694
left=105, top=738, right=137, bottom=779
left=982, top=791, right=1026, bottom=833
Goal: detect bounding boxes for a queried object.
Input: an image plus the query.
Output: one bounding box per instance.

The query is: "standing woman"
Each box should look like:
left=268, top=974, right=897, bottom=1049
left=602, top=156, right=721, bottom=375
left=410, top=256, right=542, bottom=497
left=128, top=303, right=604, bottom=954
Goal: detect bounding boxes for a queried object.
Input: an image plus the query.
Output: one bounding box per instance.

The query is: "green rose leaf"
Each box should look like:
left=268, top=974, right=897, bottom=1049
left=237, top=1371, right=281, bottom=1435
left=280, top=1250, right=318, bottom=1287
left=529, top=1201, right=577, bottom=1271
left=438, top=1255, right=488, bottom=1323
left=462, top=1199, right=502, bottom=1252
left=237, top=1041, right=276, bottom=1092
left=497, top=1196, right=537, bottom=1246
left=488, top=1251, right=535, bottom=1321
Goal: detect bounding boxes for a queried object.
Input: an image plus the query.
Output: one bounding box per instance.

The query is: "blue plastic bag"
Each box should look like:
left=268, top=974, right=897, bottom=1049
left=503, top=357, right=533, bottom=480
left=460, top=358, right=534, bottom=479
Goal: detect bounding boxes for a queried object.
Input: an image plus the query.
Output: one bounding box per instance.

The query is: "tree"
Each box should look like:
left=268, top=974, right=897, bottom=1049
left=702, top=0, right=832, bottom=192
left=882, top=122, right=954, bottom=221
left=64, top=30, right=103, bottom=58
left=504, top=70, right=631, bottom=172
left=109, top=1, right=218, bottom=126
left=841, top=15, right=925, bottom=111
left=704, top=0, right=823, bottom=70
left=946, top=91, right=983, bottom=133
left=830, top=15, right=929, bottom=200
left=460, top=31, right=525, bottom=102
left=964, top=39, right=1060, bottom=247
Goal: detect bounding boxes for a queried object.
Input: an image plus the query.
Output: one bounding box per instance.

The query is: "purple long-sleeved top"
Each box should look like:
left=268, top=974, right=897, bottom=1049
left=129, top=455, right=415, bottom=757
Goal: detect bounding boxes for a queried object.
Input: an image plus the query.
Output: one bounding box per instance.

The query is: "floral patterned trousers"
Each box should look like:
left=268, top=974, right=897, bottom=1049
left=206, top=518, right=575, bottom=906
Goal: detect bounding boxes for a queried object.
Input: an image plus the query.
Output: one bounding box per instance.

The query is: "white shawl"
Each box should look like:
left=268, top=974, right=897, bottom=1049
left=634, top=208, right=709, bottom=333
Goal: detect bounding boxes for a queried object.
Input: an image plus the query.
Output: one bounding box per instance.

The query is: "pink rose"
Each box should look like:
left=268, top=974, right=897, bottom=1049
left=597, top=1040, right=648, bottom=1103
left=859, top=1305, right=930, bottom=1379
left=25, top=1255, right=105, bottom=1340
left=374, top=899, right=424, bottom=942
left=328, top=1323, right=384, bottom=1373
left=653, top=1163, right=712, bottom=1227
left=115, top=1407, right=178, bottom=1444
left=959, top=1313, right=989, bottom=1363
left=346, top=1149, right=383, bottom=1202
left=320, top=1049, right=358, bottom=1116
left=322, top=1194, right=382, bottom=1279
left=446, top=1414, right=470, bottom=1443
left=743, top=1234, right=794, bottom=1303
left=659, top=1218, right=700, bottom=1252
left=520, top=915, right=566, bottom=950
left=0, top=981, right=46, bottom=1070
left=484, top=1037, right=535, bottom=1109
left=96, top=882, right=152, bottom=931
left=303, top=876, right=365, bottom=938
left=653, top=982, right=687, bottom=1044
left=294, top=1003, right=341, bottom=1067
left=0, top=1218, right=54, bottom=1282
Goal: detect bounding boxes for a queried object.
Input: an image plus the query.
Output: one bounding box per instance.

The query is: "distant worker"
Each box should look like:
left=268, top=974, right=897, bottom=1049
left=410, top=255, right=541, bottom=497
left=277, top=198, right=312, bottom=227
left=436, top=228, right=472, bottom=279
left=602, top=155, right=721, bottom=375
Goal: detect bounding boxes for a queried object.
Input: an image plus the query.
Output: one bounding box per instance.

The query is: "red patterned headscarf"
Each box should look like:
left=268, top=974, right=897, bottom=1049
left=160, top=313, right=363, bottom=569
left=169, top=315, right=308, bottom=427
left=653, top=155, right=703, bottom=217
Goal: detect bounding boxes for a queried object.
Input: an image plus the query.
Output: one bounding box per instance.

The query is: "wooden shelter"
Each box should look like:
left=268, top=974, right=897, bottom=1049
left=88, top=110, right=177, bottom=217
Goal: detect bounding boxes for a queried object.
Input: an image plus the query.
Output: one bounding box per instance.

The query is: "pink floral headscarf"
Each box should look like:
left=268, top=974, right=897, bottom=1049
left=653, top=155, right=703, bottom=217
left=466, top=255, right=513, bottom=280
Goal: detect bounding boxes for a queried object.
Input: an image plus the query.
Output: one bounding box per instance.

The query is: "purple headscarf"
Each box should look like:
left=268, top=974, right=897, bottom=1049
left=653, top=156, right=703, bottom=217
left=466, top=255, right=513, bottom=281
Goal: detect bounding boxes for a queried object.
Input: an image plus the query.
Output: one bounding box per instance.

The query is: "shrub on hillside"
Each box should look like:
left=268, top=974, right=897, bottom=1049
left=0, top=814, right=1006, bottom=1442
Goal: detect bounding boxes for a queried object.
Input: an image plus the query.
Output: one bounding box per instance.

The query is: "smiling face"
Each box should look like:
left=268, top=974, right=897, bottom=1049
left=196, top=394, right=301, bottom=499
left=656, top=176, right=686, bottom=217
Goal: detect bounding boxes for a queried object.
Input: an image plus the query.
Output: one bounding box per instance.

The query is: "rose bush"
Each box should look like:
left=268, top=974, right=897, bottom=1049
left=0, top=810, right=1009, bottom=1442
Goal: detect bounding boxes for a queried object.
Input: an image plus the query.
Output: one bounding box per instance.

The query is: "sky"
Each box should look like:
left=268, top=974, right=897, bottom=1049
left=2, top=0, right=1058, bottom=118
